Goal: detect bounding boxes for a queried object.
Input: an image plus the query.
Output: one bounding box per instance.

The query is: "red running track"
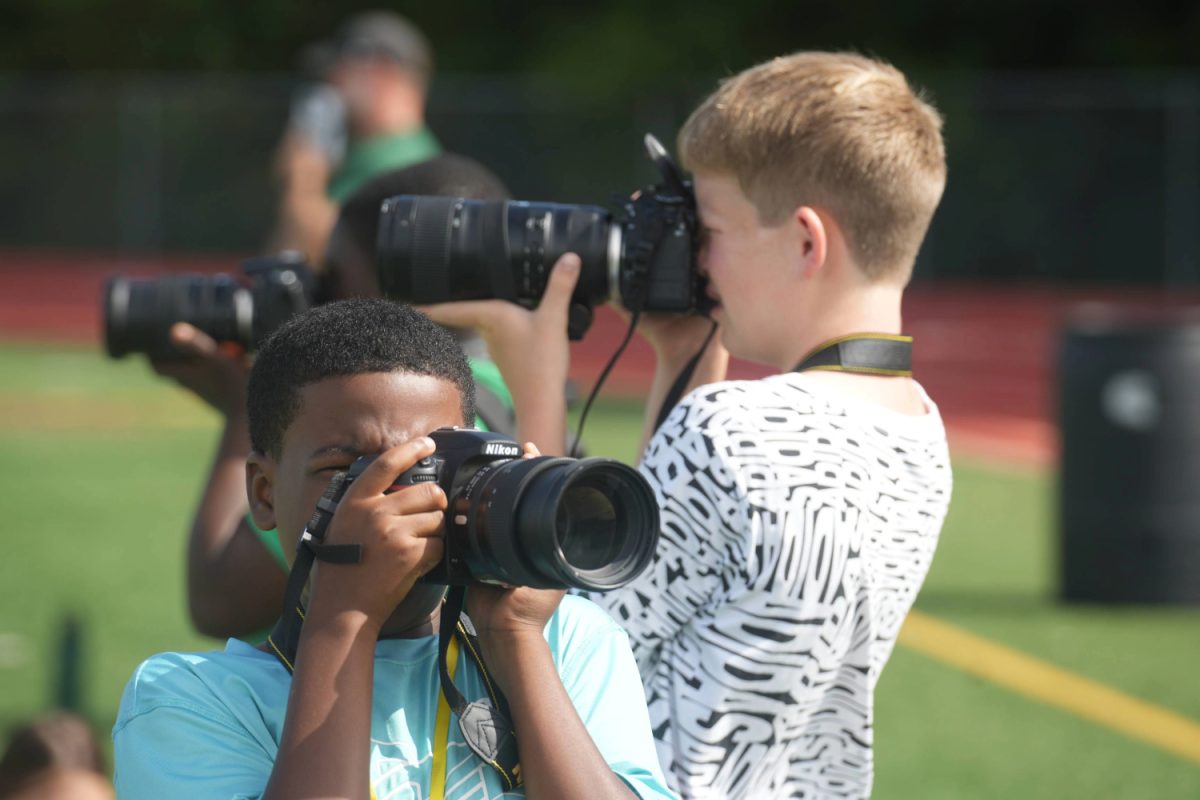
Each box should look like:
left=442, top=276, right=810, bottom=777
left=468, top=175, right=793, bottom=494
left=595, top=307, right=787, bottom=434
left=5, top=249, right=1199, bottom=468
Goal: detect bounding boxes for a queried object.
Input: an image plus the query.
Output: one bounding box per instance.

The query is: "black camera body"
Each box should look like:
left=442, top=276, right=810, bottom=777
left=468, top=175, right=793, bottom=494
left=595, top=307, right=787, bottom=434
left=103, top=251, right=317, bottom=359
left=376, top=134, right=711, bottom=339
left=340, top=428, right=659, bottom=590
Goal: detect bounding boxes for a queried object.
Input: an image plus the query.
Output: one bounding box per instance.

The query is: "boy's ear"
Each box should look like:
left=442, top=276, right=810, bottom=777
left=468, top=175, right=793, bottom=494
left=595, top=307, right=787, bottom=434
left=246, top=452, right=278, bottom=532
left=794, top=206, right=829, bottom=278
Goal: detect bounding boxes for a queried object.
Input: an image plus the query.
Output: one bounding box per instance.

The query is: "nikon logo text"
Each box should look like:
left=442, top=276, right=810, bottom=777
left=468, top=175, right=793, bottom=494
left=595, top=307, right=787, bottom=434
left=484, top=443, right=521, bottom=456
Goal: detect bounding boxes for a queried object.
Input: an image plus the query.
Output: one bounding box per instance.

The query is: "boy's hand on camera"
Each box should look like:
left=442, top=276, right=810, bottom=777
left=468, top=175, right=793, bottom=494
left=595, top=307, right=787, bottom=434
left=466, top=584, right=564, bottom=693
left=461, top=438, right=560, bottom=690
left=309, top=437, right=446, bottom=631
left=610, top=302, right=722, bottom=366
left=149, top=323, right=251, bottom=417
left=419, top=254, right=580, bottom=455
left=466, top=585, right=564, bottom=639
left=418, top=252, right=580, bottom=389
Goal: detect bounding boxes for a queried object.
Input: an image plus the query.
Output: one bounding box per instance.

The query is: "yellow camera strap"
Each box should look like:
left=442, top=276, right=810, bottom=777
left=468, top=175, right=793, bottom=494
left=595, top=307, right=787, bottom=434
left=429, top=635, right=460, bottom=800
left=437, top=586, right=522, bottom=790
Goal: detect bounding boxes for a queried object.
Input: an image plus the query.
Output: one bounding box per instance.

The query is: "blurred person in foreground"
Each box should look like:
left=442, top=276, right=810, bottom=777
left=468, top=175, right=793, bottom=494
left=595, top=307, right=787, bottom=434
left=114, top=299, right=673, bottom=800
left=0, top=712, right=112, bottom=800
left=422, top=52, right=952, bottom=798
left=157, top=155, right=525, bottom=639
left=271, top=10, right=440, bottom=263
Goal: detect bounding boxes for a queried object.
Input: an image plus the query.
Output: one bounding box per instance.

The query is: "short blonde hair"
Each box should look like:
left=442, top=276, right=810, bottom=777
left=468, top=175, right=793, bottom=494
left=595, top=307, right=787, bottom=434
left=678, top=52, right=946, bottom=283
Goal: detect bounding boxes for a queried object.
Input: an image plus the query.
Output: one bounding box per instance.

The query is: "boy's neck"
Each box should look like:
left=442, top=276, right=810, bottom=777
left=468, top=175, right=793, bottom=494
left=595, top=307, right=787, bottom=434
left=777, top=279, right=928, bottom=417
left=378, top=600, right=442, bottom=640
left=777, top=281, right=905, bottom=372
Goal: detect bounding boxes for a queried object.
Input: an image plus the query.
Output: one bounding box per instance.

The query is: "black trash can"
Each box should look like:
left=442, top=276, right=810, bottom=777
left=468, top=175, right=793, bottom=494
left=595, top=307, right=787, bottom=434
left=1059, top=308, right=1200, bottom=604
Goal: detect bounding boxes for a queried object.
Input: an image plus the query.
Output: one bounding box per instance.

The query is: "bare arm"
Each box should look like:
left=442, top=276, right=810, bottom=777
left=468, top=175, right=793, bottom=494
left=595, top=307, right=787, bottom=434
left=635, top=316, right=728, bottom=458
left=152, top=323, right=285, bottom=638
left=469, top=588, right=636, bottom=800
left=185, top=414, right=285, bottom=637
left=263, top=604, right=379, bottom=800
left=419, top=254, right=581, bottom=457
left=267, top=133, right=338, bottom=264
left=420, top=253, right=727, bottom=462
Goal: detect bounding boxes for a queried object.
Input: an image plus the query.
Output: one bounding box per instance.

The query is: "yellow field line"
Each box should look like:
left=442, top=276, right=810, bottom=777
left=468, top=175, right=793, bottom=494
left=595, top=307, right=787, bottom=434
left=899, top=609, right=1200, bottom=765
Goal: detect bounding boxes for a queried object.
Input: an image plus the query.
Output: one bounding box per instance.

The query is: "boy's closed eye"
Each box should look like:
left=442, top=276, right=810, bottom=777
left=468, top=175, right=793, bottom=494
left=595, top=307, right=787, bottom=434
left=307, top=460, right=355, bottom=477
left=307, top=445, right=365, bottom=477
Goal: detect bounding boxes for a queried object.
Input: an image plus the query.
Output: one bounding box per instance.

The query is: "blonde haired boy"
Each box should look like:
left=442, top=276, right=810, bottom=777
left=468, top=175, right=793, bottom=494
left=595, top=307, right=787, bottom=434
left=423, top=51, right=953, bottom=799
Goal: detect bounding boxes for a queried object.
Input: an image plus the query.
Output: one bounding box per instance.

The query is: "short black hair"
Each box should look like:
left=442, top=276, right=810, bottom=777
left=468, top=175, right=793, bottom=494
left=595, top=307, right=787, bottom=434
left=337, top=153, right=511, bottom=260
left=247, top=299, right=476, bottom=455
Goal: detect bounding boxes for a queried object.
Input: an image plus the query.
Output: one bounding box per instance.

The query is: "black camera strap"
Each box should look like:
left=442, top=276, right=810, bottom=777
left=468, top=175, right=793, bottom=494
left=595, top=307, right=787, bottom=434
left=266, top=470, right=362, bottom=671
left=650, top=329, right=911, bottom=438
left=572, top=310, right=642, bottom=457
left=265, top=473, right=521, bottom=790
left=792, top=333, right=913, bottom=376
left=653, top=318, right=720, bottom=431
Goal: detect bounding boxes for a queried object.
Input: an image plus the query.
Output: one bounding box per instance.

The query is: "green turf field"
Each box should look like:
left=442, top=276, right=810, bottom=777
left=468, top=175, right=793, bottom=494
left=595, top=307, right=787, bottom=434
left=0, top=340, right=1197, bottom=797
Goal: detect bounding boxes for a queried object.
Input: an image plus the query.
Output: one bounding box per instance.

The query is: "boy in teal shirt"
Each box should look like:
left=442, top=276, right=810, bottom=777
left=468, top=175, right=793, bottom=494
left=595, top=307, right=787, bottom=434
left=114, top=299, right=672, bottom=799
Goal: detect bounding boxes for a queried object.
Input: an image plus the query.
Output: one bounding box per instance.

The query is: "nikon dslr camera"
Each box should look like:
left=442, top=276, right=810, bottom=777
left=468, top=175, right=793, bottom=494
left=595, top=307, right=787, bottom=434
left=336, top=428, right=659, bottom=591
left=103, top=251, right=317, bottom=360
left=375, top=134, right=711, bottom=339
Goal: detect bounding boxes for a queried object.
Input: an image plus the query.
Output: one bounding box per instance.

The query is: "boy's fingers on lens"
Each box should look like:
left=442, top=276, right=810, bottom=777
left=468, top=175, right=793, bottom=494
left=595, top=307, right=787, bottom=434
left=390, top=509, right=445, bottom=540
left=544, top=253, right=582, bottom=302
left=349, top=437, right=437, bottom=498
left=379, top=481, right=447, bottom=515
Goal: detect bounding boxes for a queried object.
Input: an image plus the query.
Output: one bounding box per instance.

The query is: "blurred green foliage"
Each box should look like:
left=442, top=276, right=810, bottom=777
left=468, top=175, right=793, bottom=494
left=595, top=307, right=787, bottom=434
left=4, top=2, right=1200, bottom=285
left=2, top=0, right=1200, bottom=82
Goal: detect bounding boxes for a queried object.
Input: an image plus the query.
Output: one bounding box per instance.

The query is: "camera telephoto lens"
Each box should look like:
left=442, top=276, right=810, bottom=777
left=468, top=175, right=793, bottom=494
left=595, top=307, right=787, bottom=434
left=556, top=483, right=624, bottom=571
left=461, top=456, right=659, bottom=591
left=375, top=135, right=706, bottom=337
left=377, top=196, right=617, bottom=309
left=104, top=274, right=252, bottom=359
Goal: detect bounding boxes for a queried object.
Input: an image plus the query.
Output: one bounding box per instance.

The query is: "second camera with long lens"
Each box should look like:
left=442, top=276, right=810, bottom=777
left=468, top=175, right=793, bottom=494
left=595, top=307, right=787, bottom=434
left=376, top=134, right=711, bottom=339
left=103, top=252, right=318, bottom=360
left=337, top=428, right=659, bottom=591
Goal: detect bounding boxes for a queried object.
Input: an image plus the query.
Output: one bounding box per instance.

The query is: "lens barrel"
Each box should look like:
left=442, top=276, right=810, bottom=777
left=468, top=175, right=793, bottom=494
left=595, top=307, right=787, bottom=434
left=377, top=196, right=617, bottom=308
left=104, top=274, right=252, bottom=359
left=458, top=455, right=658, bottom=591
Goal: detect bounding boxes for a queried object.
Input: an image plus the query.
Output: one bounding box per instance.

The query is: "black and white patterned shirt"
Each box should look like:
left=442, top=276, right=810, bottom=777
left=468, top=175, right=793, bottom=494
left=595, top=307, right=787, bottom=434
left=589, top=373, right=952, bottom=799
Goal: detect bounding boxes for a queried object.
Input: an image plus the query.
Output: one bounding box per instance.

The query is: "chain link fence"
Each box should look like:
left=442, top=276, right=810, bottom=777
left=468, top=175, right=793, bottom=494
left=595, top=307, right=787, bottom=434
left=2, top=70, right=1199, bottom=284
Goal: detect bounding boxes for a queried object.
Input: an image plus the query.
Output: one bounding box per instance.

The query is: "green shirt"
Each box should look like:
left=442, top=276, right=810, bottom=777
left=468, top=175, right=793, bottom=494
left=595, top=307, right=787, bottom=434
left=325, top=127, right=440, bottom=203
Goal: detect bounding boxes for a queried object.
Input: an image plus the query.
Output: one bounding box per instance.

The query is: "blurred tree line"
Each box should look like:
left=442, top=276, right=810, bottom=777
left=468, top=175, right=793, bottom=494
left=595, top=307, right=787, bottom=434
left=2, top=0, right=1199, bottom=81
left=4, top=0, right=1200, bottom=284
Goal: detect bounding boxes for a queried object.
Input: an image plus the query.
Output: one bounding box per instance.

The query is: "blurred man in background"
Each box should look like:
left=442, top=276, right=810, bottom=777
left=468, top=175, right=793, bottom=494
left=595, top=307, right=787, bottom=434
left=271, top=10, right=439, bottom=263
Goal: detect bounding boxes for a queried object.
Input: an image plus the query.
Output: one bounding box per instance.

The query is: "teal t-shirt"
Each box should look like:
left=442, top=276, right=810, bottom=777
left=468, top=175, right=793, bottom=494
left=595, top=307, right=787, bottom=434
left=249, top=358, right=515, bottom=571
left=113, top=596, right=674, bottom=799
left=326, top=127, right=440, bottom=203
